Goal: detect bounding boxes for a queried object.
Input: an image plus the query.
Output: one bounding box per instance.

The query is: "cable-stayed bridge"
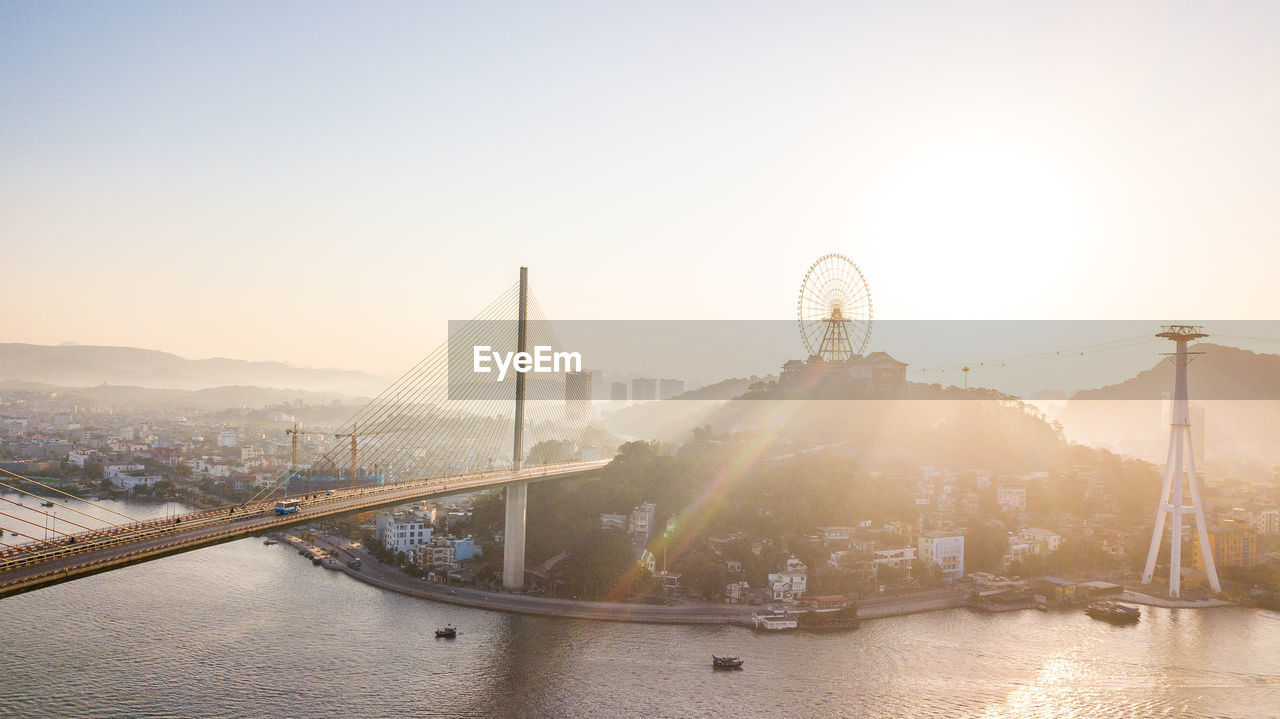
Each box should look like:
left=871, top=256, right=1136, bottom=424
left=0, top=268, right=612, bottom=599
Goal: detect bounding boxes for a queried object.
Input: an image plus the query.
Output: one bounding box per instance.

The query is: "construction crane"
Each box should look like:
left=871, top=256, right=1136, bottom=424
left=332, top=423, right=417, bottom=488
left=284, top=423, right=332, bottom=495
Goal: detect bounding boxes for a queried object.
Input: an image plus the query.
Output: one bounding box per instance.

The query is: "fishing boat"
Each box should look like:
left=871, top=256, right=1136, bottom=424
left=1085, top=600, right=1140, bottom=624
left=712, top=655, right=744, bottom=669
left=435, top=624, right=458, bottom=639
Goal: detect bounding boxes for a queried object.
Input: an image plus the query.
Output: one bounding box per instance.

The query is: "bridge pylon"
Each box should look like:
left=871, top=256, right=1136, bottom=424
left=502, top=266, right=530, bottom=590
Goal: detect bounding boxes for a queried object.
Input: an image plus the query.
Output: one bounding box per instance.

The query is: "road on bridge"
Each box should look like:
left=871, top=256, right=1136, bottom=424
left=0, top=460, right=609, bottom=599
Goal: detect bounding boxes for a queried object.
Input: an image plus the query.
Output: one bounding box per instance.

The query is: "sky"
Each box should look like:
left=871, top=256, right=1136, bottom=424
left=3, top=1, right=1280, bottom=375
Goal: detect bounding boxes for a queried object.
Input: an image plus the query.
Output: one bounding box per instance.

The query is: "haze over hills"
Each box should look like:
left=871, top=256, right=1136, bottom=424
left=1053, top=343, right=1280, bottom=464
left=0, top=343, right=389, bottom=396
left=600, top=343, right=1280, bottom=473
left=1067, top=344, right=1280, bottom=402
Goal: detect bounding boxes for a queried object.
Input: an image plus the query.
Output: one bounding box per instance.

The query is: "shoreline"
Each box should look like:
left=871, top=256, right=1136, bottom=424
left=1119, top=589, right=1236, bottom=609
left=279, top=535, right=1241, bottom=625
left=282, top=533, right=968, bottom=626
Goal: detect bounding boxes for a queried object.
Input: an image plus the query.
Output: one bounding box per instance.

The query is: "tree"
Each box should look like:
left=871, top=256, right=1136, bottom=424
left=673, top=548, right=728, bottom=599
left=527, top=439, right=575, bottom=465
left=964, top=523, right=1009, bottom=575
left=563, top=527, right=636, bottom=600
left=470, top=491, right=505, bottom=537
left=913, top=558, right=944, bottom=588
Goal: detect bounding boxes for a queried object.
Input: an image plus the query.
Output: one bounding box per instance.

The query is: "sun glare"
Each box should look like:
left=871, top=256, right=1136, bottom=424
left=867, top=140, right=1088, bottom=310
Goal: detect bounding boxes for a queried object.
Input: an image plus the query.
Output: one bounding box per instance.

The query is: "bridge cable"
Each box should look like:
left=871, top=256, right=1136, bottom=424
left=0, top=477, right=145, bottom=536
left=0, top=466, right=144, bottom=524
left=246, top=282, right=522, bottom=502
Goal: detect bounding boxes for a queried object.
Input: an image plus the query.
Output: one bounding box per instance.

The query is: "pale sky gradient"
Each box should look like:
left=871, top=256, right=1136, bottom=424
left=3, top=2, right=1279, bottom=374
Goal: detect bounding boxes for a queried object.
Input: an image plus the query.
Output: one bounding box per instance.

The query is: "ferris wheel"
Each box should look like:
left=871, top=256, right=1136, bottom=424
left=797, top=253, right=873, bottom=361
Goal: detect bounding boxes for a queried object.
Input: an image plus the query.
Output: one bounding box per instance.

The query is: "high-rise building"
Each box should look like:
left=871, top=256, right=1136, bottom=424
left=659, top=378, right=685, bottom=400
left=631, top=378, right=657, bottom=402
left=564, top=371, right=592, bottom=421
left=1195, top=520, right=1258, bottom=570
left=610, top=382, right=628, bottom=402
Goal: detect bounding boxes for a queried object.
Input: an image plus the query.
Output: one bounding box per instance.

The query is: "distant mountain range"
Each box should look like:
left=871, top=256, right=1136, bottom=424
left=1054, top=343, right=1280, bottom=463
left=0, top=344, right=389, bottom=396
left=1067, top=343, right=1280, bottom=401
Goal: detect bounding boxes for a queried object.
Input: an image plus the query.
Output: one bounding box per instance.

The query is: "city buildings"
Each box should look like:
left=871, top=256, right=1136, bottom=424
left=918, top=531, right=965, bottom=582
left=768, top=556, right=808, bottom=601
left=564, top=371, right=592, bottom=421
left=376, top=511, right=434, bottom=556
left=630, top=378, right=657, bottom=402
left=776, top=352, right=908, bottom=396
left=1195, top=520, right=1259, bottom=570
left=628, top=501, right=656, bottom=544
left=997, top=485, right=1027, bottom=512
left=658, top=378, right=685, bottom=400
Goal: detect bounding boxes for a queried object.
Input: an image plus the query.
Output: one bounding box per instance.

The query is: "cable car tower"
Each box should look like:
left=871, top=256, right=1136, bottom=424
left=1141, top=325, right=1220, bottom=598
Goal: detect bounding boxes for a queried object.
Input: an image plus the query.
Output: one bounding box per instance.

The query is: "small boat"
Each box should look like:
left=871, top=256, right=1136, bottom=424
left=712, top=655, right=744, bottom=669
left=435, top=624, right=458, bottom=639
left=40, top=501, right=54, bottom=508
left=1085, top=600, right=1140, bottom=624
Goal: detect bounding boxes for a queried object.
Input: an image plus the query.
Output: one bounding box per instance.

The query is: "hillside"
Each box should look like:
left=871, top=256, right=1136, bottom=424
left=1054, top=343, right=1280, bottom=463
left=0, top=344, right=387, bottom=395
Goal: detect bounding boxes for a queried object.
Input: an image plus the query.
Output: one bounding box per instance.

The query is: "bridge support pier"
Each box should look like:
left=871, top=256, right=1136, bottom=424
left=503, top=265, right=530, bottom=591
left=502, top=481, right=527, bottom=590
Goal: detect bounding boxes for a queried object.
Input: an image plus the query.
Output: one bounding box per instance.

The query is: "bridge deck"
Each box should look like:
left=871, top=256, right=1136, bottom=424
left=0, top=459, right=609, bottom=599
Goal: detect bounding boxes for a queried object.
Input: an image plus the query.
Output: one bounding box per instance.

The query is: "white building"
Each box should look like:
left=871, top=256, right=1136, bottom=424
left=216, top=430, right=238, bottom=448
left=68, top=449, right=104, bottom=468
left=1254, top=508, right=1280, bottom=536
left=600, top=513, right=627, bottom=531
left=104, top=464, right=145, bottom=480
left=872, top=546, right=917, bottom=574
left=629, top=501, right=656, bottom=541
left=767, top=570, right=807, bottom=601
left=767, top=555, right=808, bottom=601
left=1020, top=527, right=1063, bottom=553
left=997, top=485, right=1027, bottom=511
left=815, top=526, right=855, bottom=543
left=918, top=531, right=965, bottom=582
left=637, top=549, right=657, bottom=574
left=110, top=473, right=162, bottom=491
left=376, top=511, right=433, bottom=556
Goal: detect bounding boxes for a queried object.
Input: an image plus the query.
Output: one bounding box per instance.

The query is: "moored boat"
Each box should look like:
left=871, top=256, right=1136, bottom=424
left=435, top=624, right=458, bottom=638
left=1085, top=600, right=1140, bottom=624
left=752, top=608, right=798, bottom=631
left=712, top=655, right=744, bottom=669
